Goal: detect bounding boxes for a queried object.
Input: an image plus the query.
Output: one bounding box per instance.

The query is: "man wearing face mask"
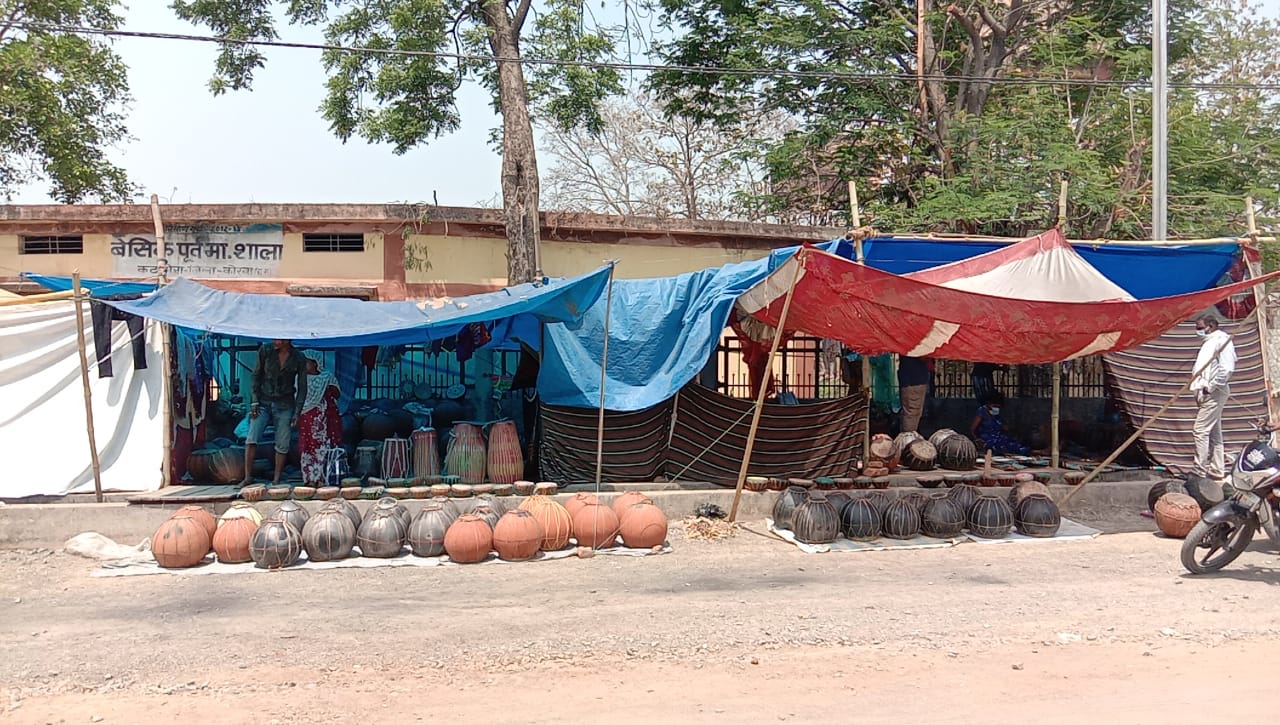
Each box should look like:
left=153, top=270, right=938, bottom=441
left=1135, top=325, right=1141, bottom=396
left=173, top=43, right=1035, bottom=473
left=1189, top=316, right=1236, bottom=486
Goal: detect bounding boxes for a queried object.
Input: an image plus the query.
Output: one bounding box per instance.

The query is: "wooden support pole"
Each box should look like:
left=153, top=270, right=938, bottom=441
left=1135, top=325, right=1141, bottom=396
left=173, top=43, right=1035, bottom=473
left=1051, top=362, right=1061, bottom=469
left=150, top=195, right=174, bottom=488
left=729, top=252, right=807, bottom=522
left=1244, top=196, right=1275, bottom=419
left=595, top=262, right=618, bottom=489
left=1059, top=335, right=1234, bottom=506
left=847, top=182, right=872, bottom=465
left=0, top=290, right=75, bottom=307
left=72, top=272, right=105, bottom=503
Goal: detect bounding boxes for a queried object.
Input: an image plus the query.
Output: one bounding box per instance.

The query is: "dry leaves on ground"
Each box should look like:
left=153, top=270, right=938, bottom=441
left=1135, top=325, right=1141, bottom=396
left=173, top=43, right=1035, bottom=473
left=681, top=516, right=738, bottom=541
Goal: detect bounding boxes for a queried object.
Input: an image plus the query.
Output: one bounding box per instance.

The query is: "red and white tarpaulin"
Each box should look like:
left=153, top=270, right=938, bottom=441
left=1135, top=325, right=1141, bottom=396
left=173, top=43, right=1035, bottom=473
left=737, top=231, right=1276, bottom=364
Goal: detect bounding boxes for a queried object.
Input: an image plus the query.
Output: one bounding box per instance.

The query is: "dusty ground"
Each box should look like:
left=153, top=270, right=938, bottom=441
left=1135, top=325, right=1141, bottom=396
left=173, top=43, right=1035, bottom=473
left=2, top=512, right=1279, bottom=724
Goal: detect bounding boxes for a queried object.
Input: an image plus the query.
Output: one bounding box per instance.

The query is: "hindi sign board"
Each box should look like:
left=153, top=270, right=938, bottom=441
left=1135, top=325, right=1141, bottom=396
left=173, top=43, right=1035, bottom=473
left=111, top=223, right=285, bottom=279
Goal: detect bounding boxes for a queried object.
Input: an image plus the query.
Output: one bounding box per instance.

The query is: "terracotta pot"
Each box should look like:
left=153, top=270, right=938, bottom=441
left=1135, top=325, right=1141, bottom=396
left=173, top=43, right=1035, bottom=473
left=249, top=518, right=303, bottom=569
left=565, top=492, right=600, bottom=519
left=1154, top=493, right=1200, bottom=539
left=211, top=516, right=256, bottom=563
left=1014, top=494, right=1061, bottom=538
left=152, top=515, right=211, bottom=568
left=292, top=486, right=317, bottom=500
left=610, top=491, right=652, bottom=521
left=790, top=492, right=840, bottom=545
left=269, top=500, right=310, bottom=537
left=492, top=509, right=544, bottom=561
left=571, top=502, right=620, bottom=549
left=301, top=508, right=357, bottom=562
left=618, top=502, right=668, bottom=548
left=171, top=505, right=216, bottom=542
left=267, top=487, right=291, bottom=501
left=968, top=495, right=1014, bottom=539
left=444, top=514, right=493, bottom=563
left=240, top=484, right=267, bottom=502
left=357, top=508, right=407, bottom=558
left=407, top=503, right=455, bottom=557
left=1147, top=479, right=1185, bottom=513
left=522, top=497, right=573, bottom=551
left=409, top=485, right=431, bottom=499
left=839, top=498, right=881, bottom=541
left=219, top=501, right=263, bottom=528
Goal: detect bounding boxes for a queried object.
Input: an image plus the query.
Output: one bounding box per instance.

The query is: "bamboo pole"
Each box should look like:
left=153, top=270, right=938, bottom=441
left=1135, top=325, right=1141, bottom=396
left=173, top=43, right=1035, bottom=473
left=729, top=251, right=807, bottom=523
left=0, top=290, right=75, bottom=307
left=72, top=272, right=105, bottom=503
left=150, top=195, right=174, bottom=488
left=1059, top=334, right=1234, bottom=506
left=1051, top=180, right=1068, bottom=469
left=1244, top=196, right=1275, bottom=419
left=594, top=261, right=618, bottom=489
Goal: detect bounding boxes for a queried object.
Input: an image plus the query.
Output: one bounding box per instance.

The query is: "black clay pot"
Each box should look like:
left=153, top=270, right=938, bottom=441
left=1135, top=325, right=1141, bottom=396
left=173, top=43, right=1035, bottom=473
left=470, top=501, right=503, bottom=530
left=1014, top=494, right=1061, bottom=538
left=882, top=499, right=922, bottom=540
left=935, top=433, right=978, bottom=471
left=948, top=483, right=980, bottom=518
left=920, top=495, right=965, bottom=538
left=824, top=491, right=852, bottom=517
left=862, top=490, right=893, bottom=518
left=1007, top=481, right=1051, bottom=512
left=356, top=508, right=407, bottom=558
left=249, top=518, right=303, bottom=569
left=269, top=500, right=310, bottom=536
left=968, top=495, right=1014, bottom=539
left=301, top=508, right=356, bottom=562
left=407, top=503, right=454, bottom=557
left=839, top=497, right=881, bottom=541
left=771, top=486, right=809, bottom=531
left=791, top=492, right=840, bottom=545
left=365, top=496, right=411, bottom=531
left=900, top=491, right=932, bottom=514
left=322, top=497, right=363, bottom=533
left=1147, top=479, right=1185, bottom=513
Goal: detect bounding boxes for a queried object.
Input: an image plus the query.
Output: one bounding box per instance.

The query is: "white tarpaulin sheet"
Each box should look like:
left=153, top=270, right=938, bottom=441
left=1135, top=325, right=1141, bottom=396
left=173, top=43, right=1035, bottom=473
left=0, top=300, right=164, bottom=497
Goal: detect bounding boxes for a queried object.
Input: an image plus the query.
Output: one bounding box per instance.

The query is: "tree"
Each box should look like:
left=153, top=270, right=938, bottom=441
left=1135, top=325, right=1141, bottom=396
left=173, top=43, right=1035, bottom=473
left=650, top=0, right=1279, bottom=239
left=172, top=0, right=623, bottom=284
left=0, top=1, right=135, bottom=202
left=540, top=89, right=792, bottom=220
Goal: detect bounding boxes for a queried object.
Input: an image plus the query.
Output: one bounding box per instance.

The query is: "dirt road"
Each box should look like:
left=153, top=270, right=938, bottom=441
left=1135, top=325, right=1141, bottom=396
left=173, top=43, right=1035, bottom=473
left=2, top=516, right=1278, bottom=723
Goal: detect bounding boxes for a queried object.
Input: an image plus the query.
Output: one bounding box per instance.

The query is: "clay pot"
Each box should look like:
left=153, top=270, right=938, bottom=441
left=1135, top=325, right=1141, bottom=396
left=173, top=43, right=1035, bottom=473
left=249, top=518, right=303, bottom=569
left=1007, top=480, right=1051, bottom=511
left=444, top=514, right=494, bottom=563
left=824, top=491, right=852, bottom=516
left=618, top=502, right=668, bottom=548
left=219, top=501, right=263, bottom=527
left=301, top=508, right=357, bottom=562
left=470, top=501, right=503, bottom=530
left=151, top=515, right=211, bottom=568
left=968, top=495, right=1015, bottom=539
left=240, top=484, right=266, bottom=502
left=920, top=495, right=965, bottom=539
left=571, top=502, right=620, bottom=549
left=407, top=502, right=455, bottom=557
left=357, top=508, right=407, bottom=558
left=451, top=484, right=474, bottom=499
left=269, top=500, right=310, bottom=537
left=315, top=486, right=340, bottom=501
left=492, top=509, right=544, bottom=561
left=934, top=433, right=978, bottom=471
left=189, top=446, right=246, bottom=484
left=521, top=496, right=573, bottom=551
left=1014, top=494, right=1062, bottom=538
left=861, top=490, right=893, bottom=518
left=172, top=505, right=216, bottom=542
left=790, top=492, right=840, bottom=545
left=563, top=492, right=600, bottom=519
left=882, top=499, right=922, bottom=540
left=366, top=497, right=412, bottom=532
left=1154, top=493, right=1200, bottom=539
left=901, top=439, right=937, bottom=471
left=267, top=487, right=291, bottom=501
left=839, top=498, right=881, bottom=541
left=890, top=432, right=922, bottom=464
left=917, top=475, right=944, bottom=489
left=322, top=497, right=363, bottom=534
left=900, top=491, right=932, bottom=514
left=947, top=483, right=981, bottom=518
left=292, top=486, right=317, bottom=500
left=474, top=493, right=507, bottom=517
left=745, top=476, right=770, bottom=492
left=611, top=491, right=652, bottom=521
left=771, top=486, right=810, bottom=531
left=211, top=516, right=256, bottom=563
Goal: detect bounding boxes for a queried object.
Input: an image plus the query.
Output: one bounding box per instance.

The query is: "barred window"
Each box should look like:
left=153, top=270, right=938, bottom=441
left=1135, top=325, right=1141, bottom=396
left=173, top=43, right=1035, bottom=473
left=302, top=233, right=364, bottom=252
left=20, top=235, right=83, bottom=254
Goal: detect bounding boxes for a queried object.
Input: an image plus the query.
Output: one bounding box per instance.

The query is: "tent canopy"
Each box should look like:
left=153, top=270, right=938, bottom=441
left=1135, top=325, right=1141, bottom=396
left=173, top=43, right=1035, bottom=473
left=738, top=244, right=1275, bottom=364
left=103, top=265, right=612, bottom=348
left=23, top=273, right=158, bottom=297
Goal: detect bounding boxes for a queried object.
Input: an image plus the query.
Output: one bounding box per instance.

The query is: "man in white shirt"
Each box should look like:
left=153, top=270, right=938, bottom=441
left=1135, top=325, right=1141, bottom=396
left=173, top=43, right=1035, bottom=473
left=1189, top=316, right=1236, bottom=483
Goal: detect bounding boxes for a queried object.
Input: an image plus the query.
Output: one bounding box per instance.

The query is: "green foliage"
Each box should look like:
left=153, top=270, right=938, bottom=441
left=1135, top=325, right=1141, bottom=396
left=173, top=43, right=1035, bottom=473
left=0, top=0, right=135, bottom=202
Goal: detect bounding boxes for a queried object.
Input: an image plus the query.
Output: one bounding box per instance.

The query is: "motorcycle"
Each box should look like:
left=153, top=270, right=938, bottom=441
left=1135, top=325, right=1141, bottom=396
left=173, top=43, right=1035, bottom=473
left=1180, top=421, right=1280, bottom=574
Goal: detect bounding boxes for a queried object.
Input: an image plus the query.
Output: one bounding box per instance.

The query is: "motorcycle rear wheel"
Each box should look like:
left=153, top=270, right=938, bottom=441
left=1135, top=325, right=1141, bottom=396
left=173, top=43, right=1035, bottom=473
left=1180, top=518, right=1255, bottom=575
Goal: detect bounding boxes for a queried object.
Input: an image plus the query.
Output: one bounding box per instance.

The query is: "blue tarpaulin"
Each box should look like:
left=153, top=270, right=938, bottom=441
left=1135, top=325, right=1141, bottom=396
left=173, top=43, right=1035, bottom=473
left=858, top=238, right=1239, bottom=299
left=23, top=273, right=158, bottom=297
left=102, top=266, right=612, bottom=348
left=538, top=242, right=842, bottom=411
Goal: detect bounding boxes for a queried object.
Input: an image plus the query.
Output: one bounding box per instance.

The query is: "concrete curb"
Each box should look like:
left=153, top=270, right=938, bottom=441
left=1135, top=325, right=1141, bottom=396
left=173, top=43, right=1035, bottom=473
left=0, top=480, right=1162, bottom=550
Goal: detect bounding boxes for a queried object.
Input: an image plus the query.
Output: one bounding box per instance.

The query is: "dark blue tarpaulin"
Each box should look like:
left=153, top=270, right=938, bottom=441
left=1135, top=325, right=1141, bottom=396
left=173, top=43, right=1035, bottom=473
left=23, top=273, right=158, bottom=297
left=102, top=266, right=612, bottom=348
left=855, top=238, right=1239, bottom=299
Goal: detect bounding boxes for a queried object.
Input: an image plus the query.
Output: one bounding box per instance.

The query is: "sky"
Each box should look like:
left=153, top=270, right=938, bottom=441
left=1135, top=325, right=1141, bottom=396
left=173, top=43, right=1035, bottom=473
left=9, top=1, right=1280, bottom=208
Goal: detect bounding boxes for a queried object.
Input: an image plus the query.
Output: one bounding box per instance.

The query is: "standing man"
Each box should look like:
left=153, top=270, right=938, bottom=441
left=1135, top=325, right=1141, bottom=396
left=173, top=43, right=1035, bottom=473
left=1190, top=316, right=1236, bottom=485
left=241, top=339, right=308, bottom=487
left=898, top=355, right=931, bottom=433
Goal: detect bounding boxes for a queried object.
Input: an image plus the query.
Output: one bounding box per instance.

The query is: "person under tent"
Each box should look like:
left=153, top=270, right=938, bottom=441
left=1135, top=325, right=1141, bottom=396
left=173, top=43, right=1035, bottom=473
left=970, top=391, right=1030, bottom=456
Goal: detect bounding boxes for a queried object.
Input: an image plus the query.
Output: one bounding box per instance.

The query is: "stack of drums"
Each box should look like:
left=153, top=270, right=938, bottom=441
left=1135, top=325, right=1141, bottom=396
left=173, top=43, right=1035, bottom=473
left=444, top=423, right=487, bottom=484
left=930, top=429, right=978, bottom=471
left=486, top=420, right=524, bottom=484
left=900, top=439, right=937, bottom=471
left=410, top=427, right=441, bottom=479
left=866, top=434, right=898, bottom=473
left=381, top=437, right=410, bottom=480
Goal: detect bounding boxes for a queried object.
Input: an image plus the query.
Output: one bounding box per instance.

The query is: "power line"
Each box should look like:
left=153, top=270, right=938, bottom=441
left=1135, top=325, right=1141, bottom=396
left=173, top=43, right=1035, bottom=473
left=13, top=20, right=1280, bottom=93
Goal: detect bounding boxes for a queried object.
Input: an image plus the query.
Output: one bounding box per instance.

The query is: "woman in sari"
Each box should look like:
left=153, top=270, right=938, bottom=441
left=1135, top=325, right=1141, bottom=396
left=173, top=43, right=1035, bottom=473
left=298, top=351, right=342, bottom=486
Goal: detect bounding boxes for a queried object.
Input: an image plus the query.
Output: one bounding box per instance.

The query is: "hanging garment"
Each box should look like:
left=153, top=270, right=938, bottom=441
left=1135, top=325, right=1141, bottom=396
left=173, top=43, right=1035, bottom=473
left=89, top=297, right=147, bottom=378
